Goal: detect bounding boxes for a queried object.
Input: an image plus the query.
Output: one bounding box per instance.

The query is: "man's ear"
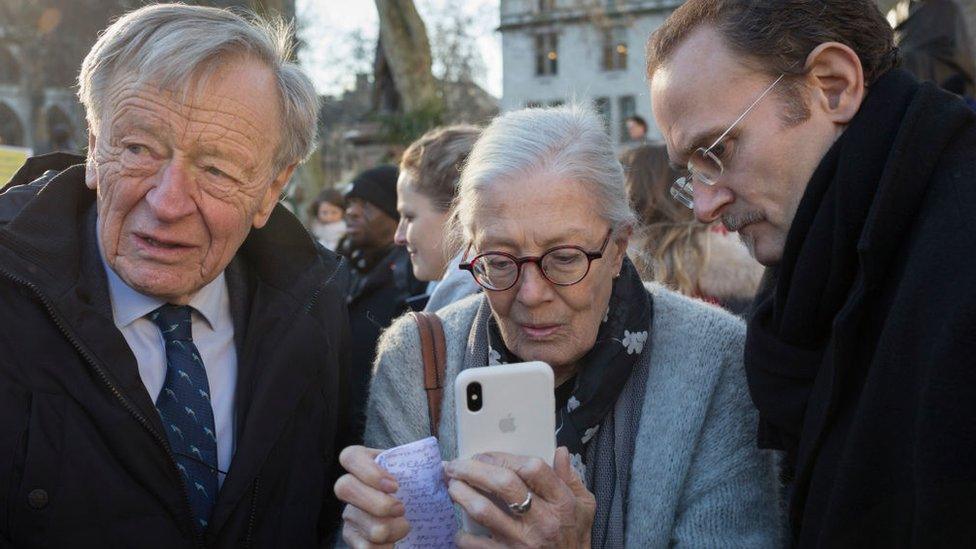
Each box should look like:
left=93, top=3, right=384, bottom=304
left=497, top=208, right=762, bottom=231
left=85, top=131, right=98, bottom=190
left=252, top=162, right=297, bottom=229
left=803, top=42, right=865, bottom=125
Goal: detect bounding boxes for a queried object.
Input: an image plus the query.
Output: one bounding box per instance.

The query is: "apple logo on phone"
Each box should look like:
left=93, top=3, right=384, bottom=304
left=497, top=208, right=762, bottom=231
left=499, top=413, right=517, bottom=433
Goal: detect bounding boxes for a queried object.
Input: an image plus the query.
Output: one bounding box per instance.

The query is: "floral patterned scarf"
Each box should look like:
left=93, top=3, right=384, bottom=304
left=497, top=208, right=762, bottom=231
left=486, top=257, right=653, bottom=472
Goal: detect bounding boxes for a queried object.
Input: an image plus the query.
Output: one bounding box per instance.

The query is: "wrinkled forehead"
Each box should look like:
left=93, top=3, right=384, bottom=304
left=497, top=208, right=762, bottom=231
left=101, top=55, right=280, bottom=130
left=650, top=26, right=760, bottom=162
left=101, top=58, right=283, bottom=162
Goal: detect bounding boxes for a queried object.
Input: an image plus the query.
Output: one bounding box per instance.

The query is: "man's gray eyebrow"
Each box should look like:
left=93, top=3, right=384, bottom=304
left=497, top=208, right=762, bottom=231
left=114, top=117, right=165, bottom=134
left=195, top=143, right=255, bottom=179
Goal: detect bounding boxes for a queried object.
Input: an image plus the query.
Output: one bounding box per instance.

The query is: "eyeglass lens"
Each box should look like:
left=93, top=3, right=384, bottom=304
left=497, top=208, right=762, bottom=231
left=670, top=147, right=723, bottom=209
left=690, top=148, right=723, bottom=185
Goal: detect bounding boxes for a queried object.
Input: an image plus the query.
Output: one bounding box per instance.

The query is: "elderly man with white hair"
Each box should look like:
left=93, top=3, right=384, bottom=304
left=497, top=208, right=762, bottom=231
left=0, top=4, right=359, bottom=547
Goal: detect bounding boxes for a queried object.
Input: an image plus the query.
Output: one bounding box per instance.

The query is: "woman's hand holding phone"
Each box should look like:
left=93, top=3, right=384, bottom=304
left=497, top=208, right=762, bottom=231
left=444, top=447, right=596, bottom=549
left=334, top=445, right=411, bottom=548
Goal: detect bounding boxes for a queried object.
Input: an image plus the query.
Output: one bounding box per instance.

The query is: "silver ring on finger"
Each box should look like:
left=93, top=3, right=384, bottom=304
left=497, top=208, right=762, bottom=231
left=508, top=491, right=532, bottom=515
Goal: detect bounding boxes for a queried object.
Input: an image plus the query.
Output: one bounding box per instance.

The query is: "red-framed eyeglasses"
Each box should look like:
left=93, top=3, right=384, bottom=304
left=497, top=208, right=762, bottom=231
left=458, top=228, right=613, bottom=291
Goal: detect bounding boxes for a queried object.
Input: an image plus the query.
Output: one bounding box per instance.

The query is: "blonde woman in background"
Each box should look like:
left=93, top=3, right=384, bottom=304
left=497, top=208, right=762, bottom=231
left=621, top=144, right=764, bottom=315
left=395, top=125, right=482, bottom=311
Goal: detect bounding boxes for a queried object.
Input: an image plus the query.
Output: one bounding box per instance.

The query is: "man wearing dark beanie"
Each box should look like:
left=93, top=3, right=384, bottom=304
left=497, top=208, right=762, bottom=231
left=341, top=165, right=425, bottom=400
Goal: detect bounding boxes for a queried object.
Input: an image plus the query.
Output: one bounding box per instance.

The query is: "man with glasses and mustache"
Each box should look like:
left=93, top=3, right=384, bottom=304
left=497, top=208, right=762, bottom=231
left=648, top=0, right=976, bottom=547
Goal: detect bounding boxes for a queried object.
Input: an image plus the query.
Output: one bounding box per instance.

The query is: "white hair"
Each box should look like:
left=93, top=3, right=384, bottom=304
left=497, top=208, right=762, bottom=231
left=78, top=3, right=318, bottom=168
left=452, top=104, right=637, bottom=244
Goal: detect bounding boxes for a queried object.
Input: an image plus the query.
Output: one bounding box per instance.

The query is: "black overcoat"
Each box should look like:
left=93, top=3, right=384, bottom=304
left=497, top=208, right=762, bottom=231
left=746, top=70, right=976, bottom=547
left=0, top=155, right=362, bottom=547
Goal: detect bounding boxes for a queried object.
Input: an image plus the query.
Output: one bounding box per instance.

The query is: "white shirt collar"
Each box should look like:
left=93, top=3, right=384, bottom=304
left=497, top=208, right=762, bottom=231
left=99, top=240, right=227, bottom=330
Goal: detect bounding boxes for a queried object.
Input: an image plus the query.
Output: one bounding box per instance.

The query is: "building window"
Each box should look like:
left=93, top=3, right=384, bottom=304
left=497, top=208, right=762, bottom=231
left=619, top=95, right=636, bottom=141
left=538, top=0, right=555, bottom=12
left=601, top=26, right=628, bottom=71
left=535, top=33, right=558, bottom=76
left=594, top=96, right=611, bottom=132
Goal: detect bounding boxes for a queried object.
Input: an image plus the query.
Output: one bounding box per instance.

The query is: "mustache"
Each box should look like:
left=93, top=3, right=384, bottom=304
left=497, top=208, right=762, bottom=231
left=721, top=211, right=765, bottom=232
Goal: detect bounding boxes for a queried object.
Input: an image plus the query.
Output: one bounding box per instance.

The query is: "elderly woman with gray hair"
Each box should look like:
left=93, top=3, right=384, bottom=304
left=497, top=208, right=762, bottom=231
left=334, top=105, right=781, bottom=548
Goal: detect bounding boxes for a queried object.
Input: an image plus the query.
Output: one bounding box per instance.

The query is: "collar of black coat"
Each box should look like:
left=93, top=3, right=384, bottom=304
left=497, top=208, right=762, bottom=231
left=0, top=155, right=338, bottom=308
left=745, top=68, right=975, bottom=453
left=757, top=68, right=975, bottom=348
left=347, top=244, right=416, bottom=302
left=349, top=242, right=397, bottom=275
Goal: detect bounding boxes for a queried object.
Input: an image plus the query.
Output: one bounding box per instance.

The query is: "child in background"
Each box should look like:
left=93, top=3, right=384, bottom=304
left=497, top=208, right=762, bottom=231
left=308, top=188, right=346, bottom=251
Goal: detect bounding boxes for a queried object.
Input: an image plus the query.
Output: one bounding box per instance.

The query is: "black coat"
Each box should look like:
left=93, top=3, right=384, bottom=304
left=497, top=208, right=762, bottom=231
left=345, top=245, right=425, bottom=402
left=895, top=0, right=975, bottom=97
left=0, top=155, right=363, bottom=547
left=746, top=70, right=976, bottom=547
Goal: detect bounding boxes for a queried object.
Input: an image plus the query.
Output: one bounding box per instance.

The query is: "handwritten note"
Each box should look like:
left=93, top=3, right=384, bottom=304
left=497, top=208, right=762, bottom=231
left=375, top=437, right=457, bottom=549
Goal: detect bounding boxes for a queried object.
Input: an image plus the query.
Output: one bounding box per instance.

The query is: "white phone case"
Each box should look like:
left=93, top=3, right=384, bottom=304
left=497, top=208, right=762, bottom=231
left=454, top=361, right=556, bottom=535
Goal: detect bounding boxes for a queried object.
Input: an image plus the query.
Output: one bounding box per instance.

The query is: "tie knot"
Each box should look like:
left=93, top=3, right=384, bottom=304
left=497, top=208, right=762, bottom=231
left=149, top=304, right=194, bottom=342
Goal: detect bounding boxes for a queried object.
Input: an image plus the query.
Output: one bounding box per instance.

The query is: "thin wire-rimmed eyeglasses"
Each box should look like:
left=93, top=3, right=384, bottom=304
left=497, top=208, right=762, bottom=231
left=671, top=73, right=786, bottom=209
left=459, top=228, right=613, bottom=291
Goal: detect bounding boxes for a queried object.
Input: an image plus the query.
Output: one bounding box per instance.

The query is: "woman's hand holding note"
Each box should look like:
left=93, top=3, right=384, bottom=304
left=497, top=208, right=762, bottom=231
left=335, top=439, right=457, bottom=549
left=375, top=437, right=457, bottom=548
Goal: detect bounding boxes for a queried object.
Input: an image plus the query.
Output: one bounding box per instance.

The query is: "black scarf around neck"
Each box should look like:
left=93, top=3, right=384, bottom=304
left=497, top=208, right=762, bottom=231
left=486, top=258, right=653, bottom=461
left=744, top=69, right=922, bottom=458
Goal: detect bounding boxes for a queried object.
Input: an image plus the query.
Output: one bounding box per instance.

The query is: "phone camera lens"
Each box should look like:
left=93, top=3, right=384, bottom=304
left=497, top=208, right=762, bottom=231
left=466, top=382, right=483, bottom=412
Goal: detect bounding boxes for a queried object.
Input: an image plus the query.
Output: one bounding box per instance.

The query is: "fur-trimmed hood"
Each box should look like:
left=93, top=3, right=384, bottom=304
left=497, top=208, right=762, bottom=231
left=697, top=229, right=765, bottom=301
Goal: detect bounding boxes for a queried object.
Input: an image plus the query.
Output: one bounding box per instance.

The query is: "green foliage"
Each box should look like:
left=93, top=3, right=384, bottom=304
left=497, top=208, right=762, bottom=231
left=373, top=101, right=445, bottom=145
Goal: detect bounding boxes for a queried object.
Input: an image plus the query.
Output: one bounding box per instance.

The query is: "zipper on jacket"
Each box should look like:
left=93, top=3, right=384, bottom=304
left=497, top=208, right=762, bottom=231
left=0, top=265, right=205, bottom=548
left=243, top=476, right=259, bottom=548
left=304, top=255, right=345, bottom=314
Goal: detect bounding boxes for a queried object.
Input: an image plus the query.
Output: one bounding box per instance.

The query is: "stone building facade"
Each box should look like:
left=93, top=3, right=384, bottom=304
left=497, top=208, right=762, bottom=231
left=499, top=0, right=976, bottom=148
left=0, top=31, right=85, bottom=153
left=499, top=0, right=683, bottom=146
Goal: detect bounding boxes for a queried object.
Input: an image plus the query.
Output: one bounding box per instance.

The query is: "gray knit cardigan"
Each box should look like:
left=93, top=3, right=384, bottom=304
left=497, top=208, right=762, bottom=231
left=365, top=284, right=783, bottom=548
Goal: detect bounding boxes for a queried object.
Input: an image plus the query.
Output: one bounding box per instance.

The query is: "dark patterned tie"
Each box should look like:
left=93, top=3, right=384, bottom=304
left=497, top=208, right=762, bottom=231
left=149, top=304, right=218, bottom=532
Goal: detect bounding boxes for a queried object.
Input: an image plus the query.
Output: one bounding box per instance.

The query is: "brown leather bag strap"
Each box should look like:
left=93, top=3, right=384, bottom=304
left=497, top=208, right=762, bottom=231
left=411, top=312, right=447, bottom=437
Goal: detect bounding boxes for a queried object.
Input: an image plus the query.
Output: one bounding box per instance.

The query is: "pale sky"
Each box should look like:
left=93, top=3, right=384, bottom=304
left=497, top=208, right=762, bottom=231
left=296, top=0, right=503, bottom=98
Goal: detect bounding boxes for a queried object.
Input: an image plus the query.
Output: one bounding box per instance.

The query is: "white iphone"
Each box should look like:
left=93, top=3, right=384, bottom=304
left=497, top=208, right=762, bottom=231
left=454, top=361, right=556, bottom=535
